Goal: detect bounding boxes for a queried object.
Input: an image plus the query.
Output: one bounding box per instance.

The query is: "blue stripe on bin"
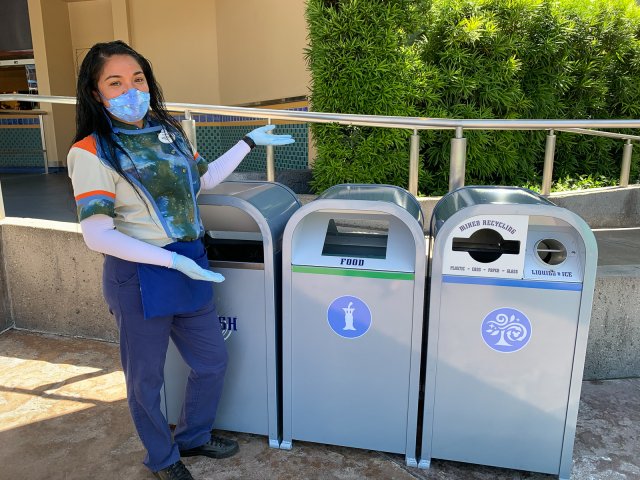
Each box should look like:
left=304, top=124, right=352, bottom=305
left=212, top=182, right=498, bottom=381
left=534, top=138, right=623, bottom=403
left=442, top=275, right=583, bottom=291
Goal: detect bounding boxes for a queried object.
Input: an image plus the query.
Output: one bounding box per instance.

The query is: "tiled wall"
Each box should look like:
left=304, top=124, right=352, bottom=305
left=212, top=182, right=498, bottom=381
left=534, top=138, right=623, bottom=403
left=195, top=123, right=308, bottom=172
left=178, top=100, right=309, bottom=172
left=0, top=117, right=45, bottom=169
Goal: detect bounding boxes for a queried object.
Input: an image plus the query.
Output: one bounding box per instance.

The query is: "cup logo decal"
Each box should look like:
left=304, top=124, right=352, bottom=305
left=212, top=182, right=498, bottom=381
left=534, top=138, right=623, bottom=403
left=327, top=296, right=371, bottom=339
left=481, top=307, right=531, bottom=353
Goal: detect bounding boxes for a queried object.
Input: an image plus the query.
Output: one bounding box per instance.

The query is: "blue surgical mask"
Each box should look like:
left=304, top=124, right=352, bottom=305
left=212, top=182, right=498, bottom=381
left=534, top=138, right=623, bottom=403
left=101, top=88, right=150, bottom=123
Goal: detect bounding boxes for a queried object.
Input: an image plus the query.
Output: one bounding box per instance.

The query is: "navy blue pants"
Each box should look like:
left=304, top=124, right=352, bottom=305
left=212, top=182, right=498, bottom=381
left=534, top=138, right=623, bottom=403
left=103, top=255, right=228, bottom=472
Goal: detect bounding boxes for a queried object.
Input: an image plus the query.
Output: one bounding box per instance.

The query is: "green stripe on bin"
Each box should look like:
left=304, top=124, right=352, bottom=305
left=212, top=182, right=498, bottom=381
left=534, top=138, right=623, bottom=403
left=292, top=265, right=414, bottom=280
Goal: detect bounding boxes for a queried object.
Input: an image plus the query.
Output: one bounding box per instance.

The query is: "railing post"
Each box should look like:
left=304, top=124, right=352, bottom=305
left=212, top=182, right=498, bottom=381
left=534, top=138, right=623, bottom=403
left=181, top=110, right=198, bottom=151
left=620, top=139, right=633, bottom=188
left=38, top=114, right=48, bottom=174
left=266, top=118, right=275, bottom=182
left=542, top=129, right=556, bottom=196
left=409, top=129, right=420, bottom=196
left=449, top=127, right=467, bottom=192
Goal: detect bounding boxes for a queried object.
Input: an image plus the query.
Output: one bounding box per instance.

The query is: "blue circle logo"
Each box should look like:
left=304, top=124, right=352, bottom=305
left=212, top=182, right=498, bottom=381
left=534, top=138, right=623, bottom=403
left=327, top=296, right=372, bottom=339
left=481, top=307, right=532, bottom=353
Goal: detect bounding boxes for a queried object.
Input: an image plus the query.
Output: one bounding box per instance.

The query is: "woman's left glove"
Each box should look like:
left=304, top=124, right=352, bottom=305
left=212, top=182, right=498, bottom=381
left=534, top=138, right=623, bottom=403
left=170, top=252, right=225, bottom=282
left=246, top=125, right=295, bottom=146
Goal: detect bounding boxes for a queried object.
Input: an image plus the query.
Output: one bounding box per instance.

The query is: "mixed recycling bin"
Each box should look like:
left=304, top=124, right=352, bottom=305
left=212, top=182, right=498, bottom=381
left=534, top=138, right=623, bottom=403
left=280, top=184, right=426, bottom=466
left=161, top=181, right=301, bottom=448
left=419, top=186, right=598, bottom=479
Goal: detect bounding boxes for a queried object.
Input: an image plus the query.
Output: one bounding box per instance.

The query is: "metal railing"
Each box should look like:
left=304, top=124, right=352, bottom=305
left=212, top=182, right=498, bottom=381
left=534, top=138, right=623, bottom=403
left=2, top=93, right=639, bottom=196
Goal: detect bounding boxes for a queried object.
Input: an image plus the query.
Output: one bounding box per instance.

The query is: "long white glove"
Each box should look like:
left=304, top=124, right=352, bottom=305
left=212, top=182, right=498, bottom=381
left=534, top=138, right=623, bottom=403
left=200, top=141, right=251, bottom=191
left=80, top=214, right=224, bottom=282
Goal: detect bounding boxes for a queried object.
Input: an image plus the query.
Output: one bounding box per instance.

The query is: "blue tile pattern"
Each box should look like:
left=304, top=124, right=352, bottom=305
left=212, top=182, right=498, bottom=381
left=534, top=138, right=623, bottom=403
left=196, top=123, right=308, bottom=172
left=0, top=126, right=44, bottom=167
left=179, top=103, right=309, bottom=172
left=0, top=117, right=40, bottom=125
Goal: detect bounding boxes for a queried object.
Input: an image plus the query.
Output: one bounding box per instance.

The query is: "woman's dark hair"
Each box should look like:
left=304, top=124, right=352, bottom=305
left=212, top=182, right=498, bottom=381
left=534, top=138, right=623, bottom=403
left=73, top=40, right=190, bottom=183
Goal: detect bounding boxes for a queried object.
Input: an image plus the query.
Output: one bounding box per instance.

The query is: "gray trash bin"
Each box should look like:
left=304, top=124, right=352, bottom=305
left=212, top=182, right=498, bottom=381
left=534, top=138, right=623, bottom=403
left=281, top=184, right=426, bottom=466
left=419, top=186, right=598, bottom=479
left=161, top=181, right=301, bottom=448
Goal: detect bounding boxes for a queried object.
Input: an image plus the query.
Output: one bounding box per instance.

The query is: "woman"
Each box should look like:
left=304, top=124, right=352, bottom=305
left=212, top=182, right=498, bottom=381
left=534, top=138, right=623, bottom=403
left=68, top=41, right=293, bottom=480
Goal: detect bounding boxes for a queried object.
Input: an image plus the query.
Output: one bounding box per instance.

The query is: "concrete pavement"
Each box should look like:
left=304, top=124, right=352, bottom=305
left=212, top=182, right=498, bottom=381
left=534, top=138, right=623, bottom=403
left=1, top=330, right=639, bottom=480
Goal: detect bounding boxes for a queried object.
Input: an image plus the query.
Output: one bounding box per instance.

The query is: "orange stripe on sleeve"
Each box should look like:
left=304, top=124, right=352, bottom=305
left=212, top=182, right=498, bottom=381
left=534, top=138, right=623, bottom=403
left=74, top=190, right=116, bottom=201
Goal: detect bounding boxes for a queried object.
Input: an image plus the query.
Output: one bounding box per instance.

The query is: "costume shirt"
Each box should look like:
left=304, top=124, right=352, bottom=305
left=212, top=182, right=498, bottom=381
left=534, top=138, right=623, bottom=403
left=68, top=116, right=209, bottom=246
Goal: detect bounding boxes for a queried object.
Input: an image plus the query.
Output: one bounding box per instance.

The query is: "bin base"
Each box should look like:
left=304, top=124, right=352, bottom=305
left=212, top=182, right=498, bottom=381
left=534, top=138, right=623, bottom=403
left=279, top=441, right=293, bottom=450
left=417, top=459, right=431, bottom=469
left=269, top=439, right=281, bottom=449
left=405, top=457, right=418, bottom=468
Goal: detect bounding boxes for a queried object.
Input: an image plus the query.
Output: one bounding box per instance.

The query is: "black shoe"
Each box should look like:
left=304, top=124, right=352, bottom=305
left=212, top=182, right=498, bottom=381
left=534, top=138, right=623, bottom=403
left=180, top=434, right=239, bottom=459
left=153, top=460, right=194, bottom=480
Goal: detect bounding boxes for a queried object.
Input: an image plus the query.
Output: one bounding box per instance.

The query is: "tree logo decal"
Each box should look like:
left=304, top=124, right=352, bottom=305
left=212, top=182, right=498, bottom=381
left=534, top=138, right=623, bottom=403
left=481, top=308, right=531, bottom=353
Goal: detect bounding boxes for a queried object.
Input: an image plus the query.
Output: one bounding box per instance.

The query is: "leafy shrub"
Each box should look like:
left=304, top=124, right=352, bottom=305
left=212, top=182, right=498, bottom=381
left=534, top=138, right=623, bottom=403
left=306, top=0, right=640, bottom=195
left=305, top=0, right=431, bottom=191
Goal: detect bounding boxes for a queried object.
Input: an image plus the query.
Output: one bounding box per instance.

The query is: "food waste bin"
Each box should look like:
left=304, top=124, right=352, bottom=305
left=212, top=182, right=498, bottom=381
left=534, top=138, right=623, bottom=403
left=161, top=181, right=300, bottom=448
left=281, top=184, right=426, bottom=466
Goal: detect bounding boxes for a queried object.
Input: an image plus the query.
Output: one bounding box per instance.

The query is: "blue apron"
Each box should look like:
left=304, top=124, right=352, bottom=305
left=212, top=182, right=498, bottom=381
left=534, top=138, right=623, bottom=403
left=137, top=239, right=213, bottom=319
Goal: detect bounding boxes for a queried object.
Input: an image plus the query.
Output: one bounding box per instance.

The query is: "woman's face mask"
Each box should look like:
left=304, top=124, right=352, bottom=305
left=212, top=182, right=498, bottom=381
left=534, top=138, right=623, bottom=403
left=96, top=54, right=150, bottom=124
left=101, top=88, right=150, bottom=123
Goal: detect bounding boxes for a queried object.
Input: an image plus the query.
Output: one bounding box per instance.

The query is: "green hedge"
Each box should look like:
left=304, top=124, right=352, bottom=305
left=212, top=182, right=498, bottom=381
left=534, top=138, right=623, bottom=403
left=306, top=0, right=640, bottom=194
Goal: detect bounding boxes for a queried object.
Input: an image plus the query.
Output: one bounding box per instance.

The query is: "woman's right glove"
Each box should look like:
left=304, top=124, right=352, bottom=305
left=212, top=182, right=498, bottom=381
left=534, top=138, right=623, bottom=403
left=170, top=252, right=225, bottom=282
left=246, top=125, right=295, bottom=146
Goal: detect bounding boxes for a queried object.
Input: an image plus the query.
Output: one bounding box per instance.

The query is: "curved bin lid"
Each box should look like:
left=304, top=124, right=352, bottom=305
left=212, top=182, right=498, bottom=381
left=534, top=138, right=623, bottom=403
left=318, top=184, right=423, bottom=226
left=431, top=186, right=554, bottom=237
left=203, top=180, right=300, bottom=220
left=198, top=181, right=301, bottom=242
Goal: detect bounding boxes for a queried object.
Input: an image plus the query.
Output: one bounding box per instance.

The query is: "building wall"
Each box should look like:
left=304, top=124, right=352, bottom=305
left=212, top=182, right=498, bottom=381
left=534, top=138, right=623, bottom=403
left=67, top=0, right=114, bottom=73
left=28, top=0, right=76, bottom=166
left=66, top=0, right=310, bottom=106
left=68, top=0, right=222, bottom=104
left=127, top=0, right=221, bottom=104
left=215, top=0, right=310, bottom=105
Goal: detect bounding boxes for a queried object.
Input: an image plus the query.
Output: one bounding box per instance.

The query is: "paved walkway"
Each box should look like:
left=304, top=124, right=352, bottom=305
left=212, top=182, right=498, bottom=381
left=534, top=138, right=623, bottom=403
left=0, top=172, right=77, bottom=223
left=1, top=330, right=638, bottom=480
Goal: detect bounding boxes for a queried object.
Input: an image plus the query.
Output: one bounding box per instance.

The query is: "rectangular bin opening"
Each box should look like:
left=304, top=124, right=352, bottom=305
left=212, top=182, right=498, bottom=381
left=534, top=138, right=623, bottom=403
left=321, top=218, right=388, bottom=259
left=204, top=234, right=264, bottom=263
